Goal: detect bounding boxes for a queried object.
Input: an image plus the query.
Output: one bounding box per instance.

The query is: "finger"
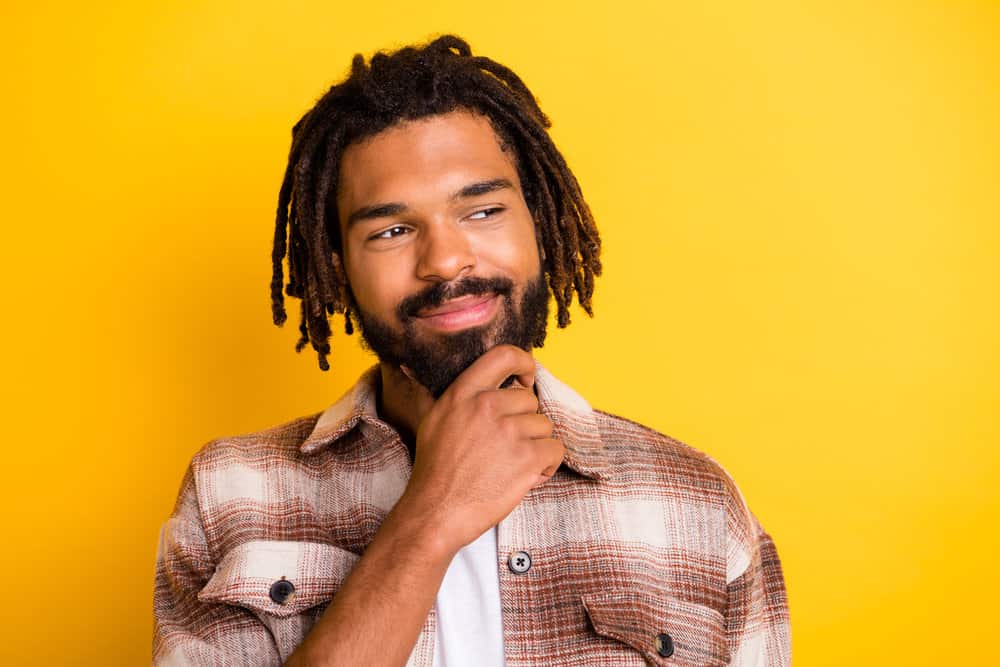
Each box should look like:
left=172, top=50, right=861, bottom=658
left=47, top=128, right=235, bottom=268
left=449, top=345, right=536, bottom=397
left=534, top=437, right=566, bottom=475
left=500, top=372, right=537, bottom=391
left=485, top=387, right=540, bottom=417
left=504, top=412, right=554, bottom=439
left=530, top=473, right=552, bottom=489
left=524, top=439, right=564, bottom=490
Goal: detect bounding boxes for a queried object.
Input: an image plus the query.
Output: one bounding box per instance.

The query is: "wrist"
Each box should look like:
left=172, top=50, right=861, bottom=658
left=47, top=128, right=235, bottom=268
left=385, top=492, right=460, bottom=561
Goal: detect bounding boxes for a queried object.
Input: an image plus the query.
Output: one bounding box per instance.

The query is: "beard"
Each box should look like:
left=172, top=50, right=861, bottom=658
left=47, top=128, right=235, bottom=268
left=353, top=269, right=549, bottom=399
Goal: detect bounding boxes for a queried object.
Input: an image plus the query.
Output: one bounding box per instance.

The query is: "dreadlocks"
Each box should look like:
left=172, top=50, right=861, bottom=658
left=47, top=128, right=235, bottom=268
left=271, top=34, right=602, bottom=371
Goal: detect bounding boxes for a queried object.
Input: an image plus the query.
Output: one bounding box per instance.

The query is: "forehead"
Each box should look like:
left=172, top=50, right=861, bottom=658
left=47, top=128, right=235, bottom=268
left=336, top=110, right=521, bottom=215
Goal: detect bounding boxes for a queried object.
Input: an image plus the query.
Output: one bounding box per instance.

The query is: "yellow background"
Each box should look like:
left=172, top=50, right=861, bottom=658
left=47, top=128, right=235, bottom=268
left=3, top=1, right=997, bottom=664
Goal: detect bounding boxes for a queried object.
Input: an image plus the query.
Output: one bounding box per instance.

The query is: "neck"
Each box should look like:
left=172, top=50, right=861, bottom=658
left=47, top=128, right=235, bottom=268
left=376, top=363, right=435, bottom=459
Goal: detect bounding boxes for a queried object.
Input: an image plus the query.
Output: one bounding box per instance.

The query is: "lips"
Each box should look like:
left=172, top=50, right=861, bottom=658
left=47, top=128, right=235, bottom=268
left=416, top=293, right=496, bottom=318
left=413, top=293, right=501, bottom=332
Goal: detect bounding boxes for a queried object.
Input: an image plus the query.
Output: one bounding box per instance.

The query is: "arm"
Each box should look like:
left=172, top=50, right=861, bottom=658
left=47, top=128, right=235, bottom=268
left=282, top=493, right=455, bottom=666
left=724, top=513, right=792, bottom=666
left=153, top=467, right=283, bottom=666
left=286, top=345, right=564, bottom=666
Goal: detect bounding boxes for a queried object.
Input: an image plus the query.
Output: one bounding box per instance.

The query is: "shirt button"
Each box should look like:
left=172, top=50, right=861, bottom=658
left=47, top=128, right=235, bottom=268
left=269, top=577, right=295, bottom=604
left=507, top=550, right=532, bottom=574
left=655, top=632, right=674, bottom=657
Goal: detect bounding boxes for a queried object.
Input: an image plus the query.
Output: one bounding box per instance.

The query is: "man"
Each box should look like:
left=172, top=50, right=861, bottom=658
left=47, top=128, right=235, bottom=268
left=154, top=35, right=790, bottom=666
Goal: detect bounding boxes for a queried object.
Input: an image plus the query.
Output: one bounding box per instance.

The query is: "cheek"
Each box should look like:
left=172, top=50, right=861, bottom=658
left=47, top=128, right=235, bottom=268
left=475, top=219, right=541, bottom=275
left=511, top=228, right=543, bottom=277
left=350, top=272, right=392, bottom=314
left=342, top=240, right=373, bottom=305
left=344, top=254, right=411, bottom=318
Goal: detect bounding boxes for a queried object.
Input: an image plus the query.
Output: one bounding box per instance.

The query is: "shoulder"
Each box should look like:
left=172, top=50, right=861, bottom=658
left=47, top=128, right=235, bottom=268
left=594, top=410, right=728, bottom=484
left=189, top=412, right=321, bottom=473
left=592, top=409, right=754, bottom=524
left=176, top=412, right=329, bottom=553
left=590, top=409, right=765, bottom=581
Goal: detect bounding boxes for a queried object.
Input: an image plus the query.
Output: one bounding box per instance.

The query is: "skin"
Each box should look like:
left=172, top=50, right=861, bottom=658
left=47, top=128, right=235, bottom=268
left=284, top=110, right=566, bottom=667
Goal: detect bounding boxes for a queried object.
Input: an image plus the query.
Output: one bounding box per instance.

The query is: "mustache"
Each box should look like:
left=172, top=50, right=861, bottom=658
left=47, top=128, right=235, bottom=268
left=397, top=276, right=514, bottom=320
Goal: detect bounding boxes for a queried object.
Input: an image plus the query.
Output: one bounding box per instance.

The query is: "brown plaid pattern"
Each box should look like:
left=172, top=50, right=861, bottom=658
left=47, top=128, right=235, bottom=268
left=154, top=363, right=790, bottom=666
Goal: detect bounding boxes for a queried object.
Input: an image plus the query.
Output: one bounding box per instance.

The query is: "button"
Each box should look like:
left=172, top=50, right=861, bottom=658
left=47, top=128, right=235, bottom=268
left=507, top=550, right=532, bottom=574
left=269, top=577, right=295, bottom=604
left=655, top=632, right=674, bottom=658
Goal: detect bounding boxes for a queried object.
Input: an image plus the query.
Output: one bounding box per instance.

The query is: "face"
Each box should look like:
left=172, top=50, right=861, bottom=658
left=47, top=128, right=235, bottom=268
left=336, top=110, right=548, bottom=397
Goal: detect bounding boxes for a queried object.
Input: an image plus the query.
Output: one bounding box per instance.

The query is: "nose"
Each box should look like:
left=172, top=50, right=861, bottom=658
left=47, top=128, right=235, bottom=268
left=415, top=221, right=476, bottom=282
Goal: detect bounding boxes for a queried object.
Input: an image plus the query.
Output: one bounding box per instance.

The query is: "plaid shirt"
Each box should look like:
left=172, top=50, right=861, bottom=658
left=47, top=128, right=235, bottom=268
left=154, top=363, right=790, bottom=666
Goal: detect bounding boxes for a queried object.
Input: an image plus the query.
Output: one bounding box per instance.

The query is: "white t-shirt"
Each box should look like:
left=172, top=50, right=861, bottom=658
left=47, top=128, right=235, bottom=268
left=432, top=526, right=506, bottom=667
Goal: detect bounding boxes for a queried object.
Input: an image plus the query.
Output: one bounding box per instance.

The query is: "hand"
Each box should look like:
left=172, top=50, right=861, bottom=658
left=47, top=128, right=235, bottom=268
left=396, top=345, right=565, bottom=553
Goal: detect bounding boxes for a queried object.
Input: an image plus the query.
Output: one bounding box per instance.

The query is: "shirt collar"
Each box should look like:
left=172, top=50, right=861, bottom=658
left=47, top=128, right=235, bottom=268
left=299, top=361, right=609, bottom=480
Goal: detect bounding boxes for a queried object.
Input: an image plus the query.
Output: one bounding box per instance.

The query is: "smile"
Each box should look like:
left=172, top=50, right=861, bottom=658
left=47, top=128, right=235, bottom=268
left=414, top=294, right=501, bottom=332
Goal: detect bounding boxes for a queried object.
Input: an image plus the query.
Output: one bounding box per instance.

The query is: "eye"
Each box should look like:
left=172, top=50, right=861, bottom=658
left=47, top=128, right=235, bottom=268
left=371, top=225, right=411, bottom=240
left=468, top=207, right=504, bottom=220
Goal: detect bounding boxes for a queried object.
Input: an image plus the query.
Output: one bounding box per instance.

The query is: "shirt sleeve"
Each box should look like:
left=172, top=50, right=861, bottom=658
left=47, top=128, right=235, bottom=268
left=153, top=465, right=283, bottom=666
left=724, top=509, right=792, bottom=666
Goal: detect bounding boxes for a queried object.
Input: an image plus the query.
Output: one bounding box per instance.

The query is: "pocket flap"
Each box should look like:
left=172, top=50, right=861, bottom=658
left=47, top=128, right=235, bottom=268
left=581, top=591, right=730, bottom=666
left=199, top=540, right=360, bottom=618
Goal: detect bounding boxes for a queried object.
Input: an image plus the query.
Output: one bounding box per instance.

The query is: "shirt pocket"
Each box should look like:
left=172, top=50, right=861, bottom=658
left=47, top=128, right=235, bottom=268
left=198, top=540, right=360, bottom=659
left=581, top=591, right=730, bottom=667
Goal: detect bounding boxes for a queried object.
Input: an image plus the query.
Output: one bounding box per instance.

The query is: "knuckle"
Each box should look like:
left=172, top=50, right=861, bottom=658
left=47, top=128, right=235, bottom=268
left=512, top=391, right=533, bottom=412
left=494, top=416, right=515, bottom=442
left=473, top=390, right=494, bottom=413
left=503, top=343, right=528, bottom=364
left=495, top=344, right=518, bottom=364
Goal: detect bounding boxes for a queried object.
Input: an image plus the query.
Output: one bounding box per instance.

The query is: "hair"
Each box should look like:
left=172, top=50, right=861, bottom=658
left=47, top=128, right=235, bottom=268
left=270, top=34, right=602, bottom=370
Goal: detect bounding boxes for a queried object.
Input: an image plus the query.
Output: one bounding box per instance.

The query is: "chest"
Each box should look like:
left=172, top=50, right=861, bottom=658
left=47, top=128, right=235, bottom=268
left=199, top=449, right=732, bottom=666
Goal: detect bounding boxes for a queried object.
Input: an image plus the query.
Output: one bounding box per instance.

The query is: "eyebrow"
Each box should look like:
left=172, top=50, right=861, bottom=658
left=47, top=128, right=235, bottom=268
left=450, top=178, right=514, bottom=201
left=345, top=178, right=515, bottom=228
